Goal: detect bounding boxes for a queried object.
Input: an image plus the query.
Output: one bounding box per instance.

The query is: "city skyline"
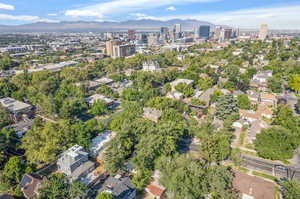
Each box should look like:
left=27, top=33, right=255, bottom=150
left=0, top=0, right=299, bottom=29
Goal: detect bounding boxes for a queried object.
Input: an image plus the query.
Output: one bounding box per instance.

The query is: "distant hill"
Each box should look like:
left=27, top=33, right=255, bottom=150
left=0, top=19, right=214, bottom=33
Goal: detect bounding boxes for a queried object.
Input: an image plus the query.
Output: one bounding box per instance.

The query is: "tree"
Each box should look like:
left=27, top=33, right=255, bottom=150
left=59, top=98, right=87, bottom=119
left=0, top=105, right=11, bottom=128
left=215, top=95, right=239, bottom=120
left=209, top=90, right=223, bottom=104
left=89, top=100, right=109, bottom=116
left=200, top=134, right=231, bottom=163
left=237, top=94, right=251, bottom=110
left=288, top=74, right=300, bottom=93
left=157, top=156, right=209, bottom=199
left=279, top=179, right=300, bottom=199
left=97, top=84, right=119, bottom=98
left=268, top=76, right=283, bottom=93
left=96, top=192, right=114, bottom=199
left=156, top=155, right=237, bottom=199
left=38, top=173, right=69, bottom=199
left=297, top=98, right=300, bottom=113
left=132, top=169, right=152, bottom=192
left=0, top=128, right=18, bottom=167
left=207, top=166, right=238, bottom=199
left=69, top=181, right=87, bottom=199
left=3, top=156, right=26, bottom=185
left=175, top=83, right=194, bottom=97
left=22, top=120, right=75, bottom=164
left=273, top=105, right=299, bottom=133
left=255, top=127, right=298, bottom=160
left=197, top=77, right=213, bottom=91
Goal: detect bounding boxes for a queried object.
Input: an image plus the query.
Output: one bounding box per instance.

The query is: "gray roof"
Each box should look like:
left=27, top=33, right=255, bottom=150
left=0, top=97, right=32, bottom=113
left=70, top=160, right=95, bottom=181
left=100, top=176, right=136, bottom=199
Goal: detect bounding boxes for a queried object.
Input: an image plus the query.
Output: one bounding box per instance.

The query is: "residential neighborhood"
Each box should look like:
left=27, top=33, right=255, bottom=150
left=0, top=11, right=300, bottom=199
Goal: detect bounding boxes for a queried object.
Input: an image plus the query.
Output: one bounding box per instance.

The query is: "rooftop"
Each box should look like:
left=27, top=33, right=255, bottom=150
left=233, top=170, right=276, bottom=199
left=0, top=97, right=32, bottom=113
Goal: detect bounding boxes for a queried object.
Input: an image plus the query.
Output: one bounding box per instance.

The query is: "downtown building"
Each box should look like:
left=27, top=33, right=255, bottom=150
left=198, top=25, right=210, bottom=39
left=259, top=24, right=269, bottom=40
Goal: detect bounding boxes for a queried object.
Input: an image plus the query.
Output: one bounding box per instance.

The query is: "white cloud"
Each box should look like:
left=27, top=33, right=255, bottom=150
left=65, top=0, right=218, bottom=19
left=0, top=14, right=59, bottom=23
left=48, top=13, right=57, bottom=16
left=0, top=2, right=15, bottom=10
left=133, top=4, right=300, bottom=29
left=167, top=6, right=176, bottom=11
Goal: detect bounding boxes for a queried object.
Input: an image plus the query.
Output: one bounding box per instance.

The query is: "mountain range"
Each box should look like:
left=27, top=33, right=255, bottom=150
left=0, top=19, right=214, bottom=33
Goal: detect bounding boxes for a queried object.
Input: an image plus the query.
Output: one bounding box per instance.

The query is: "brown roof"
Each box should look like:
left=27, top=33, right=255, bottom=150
left=20, top=174, right=44, bottom=199
left=233, top=171, right=276, bottom=199
left=146, top=183, right=165, bottom=197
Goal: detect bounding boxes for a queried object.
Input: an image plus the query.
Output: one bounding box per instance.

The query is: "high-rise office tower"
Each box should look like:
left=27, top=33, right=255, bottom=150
left=160, top=27, right=169, bottom=41
left=112, top=44, right=136, bottom=58
left=174, top=24, right=182, bottom=33
left=160, top=27, right=169, bottom=35
left=128, top=30, right=136, bottom=40
left=224, top=28, right=232, bottom=40
left=213, top=26, right=222, bottom=40
left=198, top=25, right=210, bottom=39
left=106, top=40, right=121, bottom=56
left=173, top=24, right=182, bottom=39
left=259, top=24, right=268, bottom=40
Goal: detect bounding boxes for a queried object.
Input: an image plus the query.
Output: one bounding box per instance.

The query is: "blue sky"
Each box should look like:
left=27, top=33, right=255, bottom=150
left=0, top=0, right=300, bottom=29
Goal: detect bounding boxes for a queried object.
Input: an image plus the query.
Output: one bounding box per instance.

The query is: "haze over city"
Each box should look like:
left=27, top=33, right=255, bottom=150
left=0, top=0, right=299, bottom=29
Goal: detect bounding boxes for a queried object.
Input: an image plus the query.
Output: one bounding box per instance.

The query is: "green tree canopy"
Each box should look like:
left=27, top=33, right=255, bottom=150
left=215, top=94, right=239, bottom=120
left=255, top=127, right=298, bottom=160
left=237, top=94, right=251, bottom=110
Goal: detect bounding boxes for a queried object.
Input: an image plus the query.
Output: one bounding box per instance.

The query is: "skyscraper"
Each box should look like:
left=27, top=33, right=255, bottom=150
left=160, top=27, right=169, bottom=35
left=106, top=40, right=121, bottom=56
left=174, top=24, right=182, bottom=33
left=259, top=24, right=268, bottom=40
left=112, top=44, right=136, bottom=58
left=198, top=25, right=210, bottom=39
left=128, top=30, right=136, bottom=40
left=173, top=24, right=182, bottom=39
left=160, top=27, right=169, bottom=41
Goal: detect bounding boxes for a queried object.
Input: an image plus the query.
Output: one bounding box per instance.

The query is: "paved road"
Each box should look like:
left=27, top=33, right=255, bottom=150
left=241, top=155, right=300, bottom=180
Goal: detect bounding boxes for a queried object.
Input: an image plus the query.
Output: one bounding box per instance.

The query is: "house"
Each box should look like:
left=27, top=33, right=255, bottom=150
left=143, top=61, right=161, bottom=72
left=0, top=97, right=33, bottom=121
left=232, top=119, right=249, bottom=129
left=20, top=174, right=45, bottom=199
left=145, top=170, right=166, bottom=199
left=233, top=170, right=275, bottom=199
left=197, top=87, right=218, bottom=105
left=260, top=93, right=277, bottom=107
left=6, top=119, right=33, bottom=137
left=250, top=70, right=273, bottom=90
left=170, top=79, right=194, bottom=91
left=277, top=94, right=298, bottom=114
left=239, top=110, right=260, bottom=123
left=99, top=175, right=136, bottom=199
left=0, top=194, right=14, bottom=199
left=75, top=80, right=102, bottom=90
left=57, top=145, right=95, bottom=182
left=143, top=107, right=162, bottom=123
left=166, top=91, right=184, bottom=100
left=249, top=120, right=269, bottom=143
left=85, top=94, right=115, bottom=107
left=94, top=77, right=114, bottom=86
left=240, top=104, right=273, bottom=123
left=233, top=90, right=245, bottom=98
left=257, top=104, right=273, bottom=119
left=89, top=130, right=116, bottom=158
left=247, top=91, right=260, bottom=104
